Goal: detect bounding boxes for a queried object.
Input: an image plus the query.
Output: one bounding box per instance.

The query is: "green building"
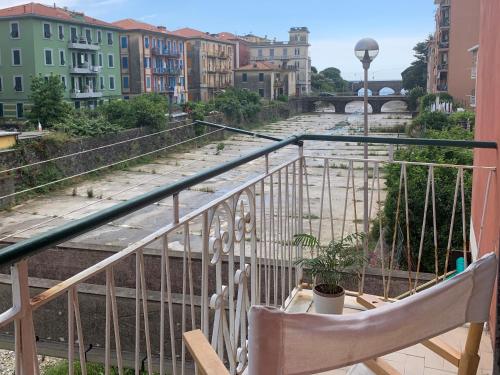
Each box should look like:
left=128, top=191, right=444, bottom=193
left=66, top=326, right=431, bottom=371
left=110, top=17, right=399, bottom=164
left=0, top=3, right=122, bottom=123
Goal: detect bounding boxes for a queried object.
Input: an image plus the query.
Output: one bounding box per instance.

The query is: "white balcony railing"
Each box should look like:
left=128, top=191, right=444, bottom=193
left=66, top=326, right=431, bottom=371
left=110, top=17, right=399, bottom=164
left=69, top=89, right=103, bottom=99
left=0, top=128, right=496, bottom=374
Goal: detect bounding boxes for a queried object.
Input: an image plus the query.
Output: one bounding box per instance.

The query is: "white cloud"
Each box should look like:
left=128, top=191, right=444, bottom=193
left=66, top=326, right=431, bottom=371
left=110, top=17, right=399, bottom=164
left=310, top=36, right=423, bottom=81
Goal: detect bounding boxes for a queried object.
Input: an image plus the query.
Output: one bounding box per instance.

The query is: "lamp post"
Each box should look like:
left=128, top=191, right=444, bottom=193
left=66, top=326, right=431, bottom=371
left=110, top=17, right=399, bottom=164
left=354, top=38, right=379, bottom=293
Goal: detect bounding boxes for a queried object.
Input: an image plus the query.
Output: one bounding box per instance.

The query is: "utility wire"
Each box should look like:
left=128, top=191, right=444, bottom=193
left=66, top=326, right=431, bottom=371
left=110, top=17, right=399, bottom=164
left=0, top=122, right=197, bottom=176
left=0, top=128, right=223, bottom=201
left=0, top=158, right=204, bottom=243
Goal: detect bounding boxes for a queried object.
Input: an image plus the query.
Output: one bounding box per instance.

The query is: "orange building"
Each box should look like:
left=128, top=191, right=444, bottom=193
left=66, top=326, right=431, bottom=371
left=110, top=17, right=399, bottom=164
left=428, top=0, right=479, bottom=109
left=471, top=0, right=500, bottom=369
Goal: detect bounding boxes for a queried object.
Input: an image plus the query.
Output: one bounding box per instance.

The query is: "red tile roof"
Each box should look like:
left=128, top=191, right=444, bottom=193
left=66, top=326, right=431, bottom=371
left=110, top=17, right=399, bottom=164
left=112, top=19, right=183, bottom=39
left=172, top=27, right=235, bottom=44
left=235, top=61, right=282, bottom=71
left=0, top=2, right=118, bottom=29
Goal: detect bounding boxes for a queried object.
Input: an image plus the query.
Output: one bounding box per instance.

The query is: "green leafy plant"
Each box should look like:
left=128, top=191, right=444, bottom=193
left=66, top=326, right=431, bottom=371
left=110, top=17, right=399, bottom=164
left=29, top=74, right=73, bottom=127
left=293, top=233, right=366, bottom=294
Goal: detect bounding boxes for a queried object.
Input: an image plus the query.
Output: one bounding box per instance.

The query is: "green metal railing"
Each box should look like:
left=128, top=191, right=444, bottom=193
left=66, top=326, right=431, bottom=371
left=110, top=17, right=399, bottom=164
left=0, top=121, right=496, bottom=266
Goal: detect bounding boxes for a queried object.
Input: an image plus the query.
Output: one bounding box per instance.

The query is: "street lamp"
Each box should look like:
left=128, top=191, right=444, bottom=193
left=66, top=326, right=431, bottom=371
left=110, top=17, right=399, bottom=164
left=354, top=37, right=379, bottom=294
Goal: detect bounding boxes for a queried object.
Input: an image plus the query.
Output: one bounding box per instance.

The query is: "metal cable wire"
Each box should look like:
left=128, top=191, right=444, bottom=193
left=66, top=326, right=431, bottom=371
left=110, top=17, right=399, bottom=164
left=0, top=128, right=223, bottom=201
left=0, top=121, right=197, bottom=176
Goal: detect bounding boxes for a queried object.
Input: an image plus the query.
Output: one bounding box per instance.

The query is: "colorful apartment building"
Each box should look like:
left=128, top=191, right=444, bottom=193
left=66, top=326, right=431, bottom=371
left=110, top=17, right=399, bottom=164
left=112, top=19, right=188, bottom=104
left=216, top=32, right=251, bottom=68
left=234, top=61, right=297, bottom=100
left=0, top=3, right=122, bottom=122
left=172, top=28, right=235, bottom=102
left=427, top=0, right=480, bottom=109
left=248, top=27, right=311, bottom=96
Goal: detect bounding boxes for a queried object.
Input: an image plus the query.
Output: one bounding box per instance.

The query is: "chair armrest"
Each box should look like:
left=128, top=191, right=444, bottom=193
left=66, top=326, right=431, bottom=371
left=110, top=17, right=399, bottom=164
left=183, top=330, right=230, bottom=375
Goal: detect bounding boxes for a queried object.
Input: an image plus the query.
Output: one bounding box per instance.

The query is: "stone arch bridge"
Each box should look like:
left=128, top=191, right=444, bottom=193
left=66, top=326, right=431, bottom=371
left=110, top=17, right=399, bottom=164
left=290, top=95, right=411, bottom=114
left=350, top=80, right=404, bottom=95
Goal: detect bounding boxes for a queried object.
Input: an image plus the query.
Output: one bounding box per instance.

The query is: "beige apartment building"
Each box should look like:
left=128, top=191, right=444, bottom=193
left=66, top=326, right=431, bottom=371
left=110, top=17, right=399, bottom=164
left=427, top=0, right=479, bottom=109
left=248, top=27, right=311, bottom=95
left=173, top=28, right=235, bottom=102
left=234, top=62, right=297, bottom=100
left=112, top=19, right=188, bottom=103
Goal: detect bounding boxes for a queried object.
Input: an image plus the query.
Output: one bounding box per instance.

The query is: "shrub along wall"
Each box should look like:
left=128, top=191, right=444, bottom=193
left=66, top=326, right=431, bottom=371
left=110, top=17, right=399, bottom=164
left=0, top=101, right=303, bottom=209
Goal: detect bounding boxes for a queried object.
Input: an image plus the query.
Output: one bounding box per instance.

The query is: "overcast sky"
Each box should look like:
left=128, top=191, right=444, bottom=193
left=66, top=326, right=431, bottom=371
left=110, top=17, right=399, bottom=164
left=4, top=0, right=436, bottom=80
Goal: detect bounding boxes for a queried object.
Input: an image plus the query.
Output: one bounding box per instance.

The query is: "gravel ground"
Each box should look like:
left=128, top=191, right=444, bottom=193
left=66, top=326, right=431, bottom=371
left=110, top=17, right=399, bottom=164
left=0, top=350, right=62, bottom=374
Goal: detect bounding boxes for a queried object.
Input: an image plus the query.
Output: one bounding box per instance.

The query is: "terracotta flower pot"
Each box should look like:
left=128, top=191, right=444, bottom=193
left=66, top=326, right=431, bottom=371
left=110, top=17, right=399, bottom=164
left=313, top=284, right=345, bottom=314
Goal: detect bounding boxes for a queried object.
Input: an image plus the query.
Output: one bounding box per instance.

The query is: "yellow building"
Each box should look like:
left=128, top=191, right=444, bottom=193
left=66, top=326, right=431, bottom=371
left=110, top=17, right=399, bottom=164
left=0, top=131, right=19, bottom=149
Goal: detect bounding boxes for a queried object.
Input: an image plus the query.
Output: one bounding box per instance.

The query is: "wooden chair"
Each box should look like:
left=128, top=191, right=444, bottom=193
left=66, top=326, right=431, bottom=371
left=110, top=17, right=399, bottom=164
left=184, top=253, right=496, bottom=375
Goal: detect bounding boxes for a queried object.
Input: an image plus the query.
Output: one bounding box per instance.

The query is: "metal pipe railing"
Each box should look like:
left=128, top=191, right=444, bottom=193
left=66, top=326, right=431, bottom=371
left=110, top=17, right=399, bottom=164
left=0, top=121, right=496, bottom=266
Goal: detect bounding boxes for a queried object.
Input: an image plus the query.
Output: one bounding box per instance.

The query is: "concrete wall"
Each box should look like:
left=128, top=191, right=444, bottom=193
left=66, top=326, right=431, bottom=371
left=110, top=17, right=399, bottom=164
left=471, top=0, right=500, bottom=371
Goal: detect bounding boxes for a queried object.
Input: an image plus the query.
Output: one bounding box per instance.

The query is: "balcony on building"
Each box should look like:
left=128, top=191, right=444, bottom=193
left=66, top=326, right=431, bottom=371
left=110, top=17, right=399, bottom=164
left=68, top=36, right=101, bottom=51
left=151, top=47, right=181, bottom=58
left=69, top=63, right=102, bottom=75
left=0, top=125, right=496, bottom=375
left=69, top=89, right=103, bottom=99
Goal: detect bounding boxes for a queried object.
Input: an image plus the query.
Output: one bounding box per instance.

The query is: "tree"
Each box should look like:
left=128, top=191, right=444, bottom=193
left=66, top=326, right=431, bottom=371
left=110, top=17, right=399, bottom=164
left=383, top=127, right=473, bottom=273
left=401, top=37, right=432, bottom=90
left=29, top=74, right=72, bottom=127
left=311, top=66, right=318, bottom=74
left=311, top=67, right=349, bottom=93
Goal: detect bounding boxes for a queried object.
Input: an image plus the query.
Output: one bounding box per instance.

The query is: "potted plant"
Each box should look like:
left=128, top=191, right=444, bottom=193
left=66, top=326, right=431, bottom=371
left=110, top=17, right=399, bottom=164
left=294, top=233, right=366, bottom=314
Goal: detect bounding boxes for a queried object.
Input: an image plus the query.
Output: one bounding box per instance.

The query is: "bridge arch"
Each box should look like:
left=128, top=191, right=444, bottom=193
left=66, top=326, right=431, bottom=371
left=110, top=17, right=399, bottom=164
left=379, top=87, right=396, bottom=96
left=381, top=100, right=409, bottom=113
left=357, top=88, right=373, bottom=96
left=345, top=101, right=373, bottom=113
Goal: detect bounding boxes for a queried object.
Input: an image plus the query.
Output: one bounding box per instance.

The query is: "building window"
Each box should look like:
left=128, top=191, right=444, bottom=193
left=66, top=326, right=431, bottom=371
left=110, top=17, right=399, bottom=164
left=107, top=32, right=113, bottom=45
left=10, top=21, right=20, bottom=39
left=58, top=24, right=64, bottom=40
left=85, top=28, right=92, bottom=43
left=12, top=49, right=22, bottom=66
left=259, top=73, right=264, bottom=82
left=59, top=49, right=65, bottom=65
left=270, top=48, right=274, bottom=57
left=242, top=73, right=247, bottom=82
left=144, top=57, right=151, bottom=68
left=108, top=54, right=114, bottom=68
left=0, top=103, right=3, bottom=117
left=60, top=75, right=67, bottom=89
left=122, top=56, right=128, bottom=69
left=16, top=103, right=24, bottom=118
left=283, top=48, right=287, bottom=57
left=121, top=36, right=128, bottom=49
left=146, top=76, right=151, bottom=89
left=144, top=36, right=150, bottom=49
left=109, top=76, right=115, bottom=90
left=44, top=49, right=53, bottom=65
left=43, top=23, right=51, bottom=38
left=179, top=42, right=183, bottom=53
left=98, top=53, right=103, bottom=67
left=100, top=76, right=105, bottom=90
left=70, top=27, right=77, bottom=42
left=123, top=76, right=129, bottom=89
left=258, top=49, right=263, bottom=57
left=295, top=48, right=300, bottom=56
left=258, top=88, right=264, bottom=97
left=97, top=30, right=102, bottom=43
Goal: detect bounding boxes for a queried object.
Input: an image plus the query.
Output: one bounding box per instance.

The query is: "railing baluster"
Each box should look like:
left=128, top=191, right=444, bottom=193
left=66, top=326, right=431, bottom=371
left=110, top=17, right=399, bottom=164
left=163, top=235, right=178, bottom=375
left=460, top=167, right=467, bottom=267
left=326, top=160, right=334, bottom=243
left=431, top=167, right=439, bottom=283
left=202, top=212, right=210, bottom=336
left=318, top=159, right=327, bottom=242
left=68, top=289, right=75, bottom=375
left=341, top=160, right=352, bottom=240
left=138, top=250, right=153, bottom=374
left=478, top=169, right=493, bottom=251
left=72, top=288, right=87, bottom=375
left=444, top=170, right=461, bottom=277
left=403, top=164, right=412, bottom=290
left=135, top=253, right=140, bottom=375
left=385, top=164, right=404, bottom=299
left=414, top=166, right=432, bottom=293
